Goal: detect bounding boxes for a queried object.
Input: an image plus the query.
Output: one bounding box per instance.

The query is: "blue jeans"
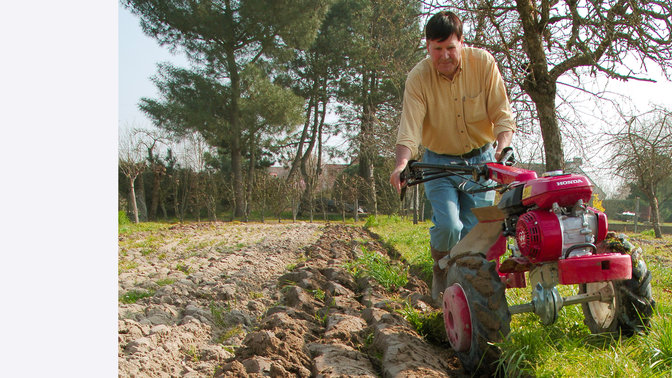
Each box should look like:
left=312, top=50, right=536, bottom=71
left=423, top=148, right=496, bottom=252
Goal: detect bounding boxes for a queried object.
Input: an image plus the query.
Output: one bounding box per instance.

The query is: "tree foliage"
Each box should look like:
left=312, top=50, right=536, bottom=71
left=123, top=0, right=331, bottom=216
left=332, top=0, right=424, bottom=214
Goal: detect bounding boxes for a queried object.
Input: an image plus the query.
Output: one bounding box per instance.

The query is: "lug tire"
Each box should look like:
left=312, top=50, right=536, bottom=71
left=444, top=254, right=511, bottom=375
left=580, top=234, right=655, bottom=336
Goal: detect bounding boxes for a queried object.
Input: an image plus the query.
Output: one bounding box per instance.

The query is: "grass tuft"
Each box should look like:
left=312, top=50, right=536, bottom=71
left=398, top=302, right=447, bottom=344
left=156, top=278, right=174, bottom=287
left=640, top=313, right=672, bottom=373
left=120, top=289, right=155, bottom=304
left=343, top=245, right=408, bottom=291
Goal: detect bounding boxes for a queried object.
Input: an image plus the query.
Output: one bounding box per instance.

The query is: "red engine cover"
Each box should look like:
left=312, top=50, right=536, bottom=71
left=516, top=210, right=562, bottom=262
left=521, top=174, right=592, bottom=208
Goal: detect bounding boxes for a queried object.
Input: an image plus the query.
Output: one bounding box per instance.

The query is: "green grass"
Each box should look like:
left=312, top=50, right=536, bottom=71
left=156, top=278, right=174, bottom=287
left=367, top=215, right=672, bottom=377
left=118, top=259, right=139, bottom=273
left=120, top=289, right=155, bottom=304
left=398, top=301, right=447, bottom=344
left=343, top=244, right=409, bottom=291
left=309, top=288, right=326, bottom=302
left=119, top=221, right=174, bottom=235
left=364, top=215, right=433, bottom=282
left=176, top=262, right=192, bottom=275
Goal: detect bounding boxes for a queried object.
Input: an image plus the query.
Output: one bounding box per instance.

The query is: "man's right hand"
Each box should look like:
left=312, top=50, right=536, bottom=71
left=389, top=166, right=406, bottom=194
left=390, top=144, right=412, bottom=194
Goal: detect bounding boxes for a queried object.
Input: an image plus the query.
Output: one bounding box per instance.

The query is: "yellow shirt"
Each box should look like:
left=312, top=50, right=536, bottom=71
left=396, top=47, right=516, bottom=157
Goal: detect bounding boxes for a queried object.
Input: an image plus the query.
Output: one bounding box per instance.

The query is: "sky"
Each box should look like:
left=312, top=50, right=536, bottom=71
left=119, top=4, right=189, bottom=131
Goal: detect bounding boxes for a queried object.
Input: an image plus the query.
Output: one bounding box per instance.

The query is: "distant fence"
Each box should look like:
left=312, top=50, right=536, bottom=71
left=608, top=222, right=672, bottom=234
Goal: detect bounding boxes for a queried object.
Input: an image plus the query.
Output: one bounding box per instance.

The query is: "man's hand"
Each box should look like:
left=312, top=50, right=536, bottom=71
left=390, top=165, right=406, bottom=194
left=494, top=130, right=513, bottom=161
left=390, top=145, right=412, bottom=194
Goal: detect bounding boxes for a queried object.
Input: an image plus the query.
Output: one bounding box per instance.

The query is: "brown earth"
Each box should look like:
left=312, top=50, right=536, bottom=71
left=118, top=222, right=466, bottom=377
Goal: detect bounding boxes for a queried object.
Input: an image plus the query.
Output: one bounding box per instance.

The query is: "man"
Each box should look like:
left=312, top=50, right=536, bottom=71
left=389, top=11, right=515, bottom=302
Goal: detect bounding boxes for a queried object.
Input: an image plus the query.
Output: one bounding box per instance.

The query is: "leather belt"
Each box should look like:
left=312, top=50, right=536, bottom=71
left=440, top=143, right=491, bottom=159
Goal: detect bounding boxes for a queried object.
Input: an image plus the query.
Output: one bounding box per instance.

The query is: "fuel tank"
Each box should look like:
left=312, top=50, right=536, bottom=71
left=520, top=174, right=592, bottom=209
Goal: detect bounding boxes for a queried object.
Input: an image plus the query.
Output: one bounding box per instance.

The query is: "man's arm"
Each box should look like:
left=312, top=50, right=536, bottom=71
left=482, top=52, right=516, bottom=156
left=389, top=144, right=412, bottom=194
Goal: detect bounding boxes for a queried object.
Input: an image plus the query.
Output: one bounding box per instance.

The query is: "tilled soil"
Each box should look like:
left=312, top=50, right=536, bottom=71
left=118, top=222, right=465, bottom=377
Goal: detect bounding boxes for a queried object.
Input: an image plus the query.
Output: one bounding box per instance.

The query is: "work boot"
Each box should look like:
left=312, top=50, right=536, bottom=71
left=431, top=247, right=450, bottom=303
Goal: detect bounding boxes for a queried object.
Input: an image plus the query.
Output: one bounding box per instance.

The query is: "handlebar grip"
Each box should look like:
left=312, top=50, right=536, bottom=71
left=497, top=146, right=515, bottom=165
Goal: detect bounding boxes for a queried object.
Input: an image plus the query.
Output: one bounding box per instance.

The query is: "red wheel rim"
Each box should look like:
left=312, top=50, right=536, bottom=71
left=443, top=284, right=472, bottom=352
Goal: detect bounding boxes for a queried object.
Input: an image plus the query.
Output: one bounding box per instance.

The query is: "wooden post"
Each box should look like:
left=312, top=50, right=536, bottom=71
left=413, top=186, right=418, bottom=225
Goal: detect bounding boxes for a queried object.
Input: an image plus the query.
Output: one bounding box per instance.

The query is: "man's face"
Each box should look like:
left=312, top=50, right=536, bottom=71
left=427, top=34, right=463, bottom=78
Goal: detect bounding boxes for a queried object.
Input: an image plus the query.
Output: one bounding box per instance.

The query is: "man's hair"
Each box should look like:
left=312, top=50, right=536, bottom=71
left=425, top=11, right=463, bottom=42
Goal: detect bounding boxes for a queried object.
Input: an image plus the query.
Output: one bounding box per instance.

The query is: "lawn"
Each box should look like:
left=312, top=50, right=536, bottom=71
left=366, top=215, right=672, bottom=377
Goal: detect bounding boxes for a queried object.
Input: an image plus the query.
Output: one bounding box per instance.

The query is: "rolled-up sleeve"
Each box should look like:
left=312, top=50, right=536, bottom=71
left=396, top=71, right=426, bottom=158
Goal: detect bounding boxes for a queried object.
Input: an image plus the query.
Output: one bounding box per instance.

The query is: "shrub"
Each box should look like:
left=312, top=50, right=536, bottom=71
left=119, top=211, right=131, bottom=225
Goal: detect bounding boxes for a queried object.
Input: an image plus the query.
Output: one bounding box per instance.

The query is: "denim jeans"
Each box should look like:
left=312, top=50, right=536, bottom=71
left=423, top=148, right=496, bottom=252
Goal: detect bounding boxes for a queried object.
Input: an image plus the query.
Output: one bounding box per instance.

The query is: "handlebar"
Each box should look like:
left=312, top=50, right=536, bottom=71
left=398, top=147, right=518, bottom=201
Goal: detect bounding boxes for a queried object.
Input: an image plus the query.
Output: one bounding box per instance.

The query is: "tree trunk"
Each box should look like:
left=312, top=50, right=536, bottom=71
left=536, top=95, right=565, bottom=171
left=173, top=178, right=180, bottom=222
left=516, top=0, right=565, bottom=172
left=230, top=142, right=245, bottom=217
left=226, top=33, right=246, bottom=218
left=309, top=188, right=314, bottom=223
left=260, top=195, right=265, bottom=223
left=136, top=173, right=148, bottom=222
left=149, top=164, right=164, bottom=221
left=645, top=190, right=663, bottom=238
left=359, top=74, right=378, bottom=216
left=179, top=172, right=190, bottom=222
left=129, top=175, right=140, bottom=224
left=245, top=138, right=256, bottom=223
left=354, top=198, right=359, bottom=222
left=340, top=191, right=345, bottom=223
